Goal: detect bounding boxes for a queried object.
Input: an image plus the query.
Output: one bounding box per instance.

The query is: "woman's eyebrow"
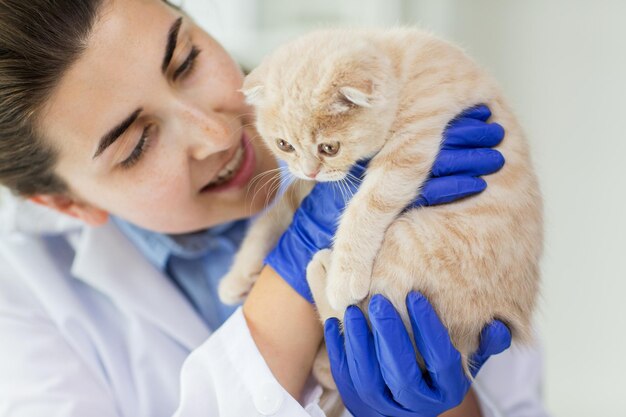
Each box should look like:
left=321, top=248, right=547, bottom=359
left=92, top=18, right=184, bottom=160
left=162, top=17, right=183, bottom=73
left=93, top=108, right=143, bottom=159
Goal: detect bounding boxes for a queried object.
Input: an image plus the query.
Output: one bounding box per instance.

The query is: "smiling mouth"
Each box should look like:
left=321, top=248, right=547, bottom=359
left=204, top=145, right=245, bottom=188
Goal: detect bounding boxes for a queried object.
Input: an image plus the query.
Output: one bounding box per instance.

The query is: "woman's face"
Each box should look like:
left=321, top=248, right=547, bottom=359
left=38, top=0, right=277, bottom=233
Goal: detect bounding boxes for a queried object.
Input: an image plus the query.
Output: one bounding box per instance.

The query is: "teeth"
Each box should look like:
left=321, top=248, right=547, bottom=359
left=222, top=146, right=243, bottom=174
left=207, top=146, right=244, bottom=187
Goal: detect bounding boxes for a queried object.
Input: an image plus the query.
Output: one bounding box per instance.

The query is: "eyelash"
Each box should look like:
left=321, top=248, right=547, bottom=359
left=173, top=45, right=202, bottom=81
left=119, top=46, right=202, bottom=169
left=120, top=125, right=152, bottom=169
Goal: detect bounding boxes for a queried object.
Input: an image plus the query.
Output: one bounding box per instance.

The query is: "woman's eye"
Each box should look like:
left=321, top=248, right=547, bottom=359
left=173, top=45, right=202, bottom=81
left=120, top=126, right=153, bottom=169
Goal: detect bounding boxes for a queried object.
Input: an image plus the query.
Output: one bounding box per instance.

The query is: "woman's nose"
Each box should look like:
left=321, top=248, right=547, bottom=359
left=180, top=105, right=232, bottom=161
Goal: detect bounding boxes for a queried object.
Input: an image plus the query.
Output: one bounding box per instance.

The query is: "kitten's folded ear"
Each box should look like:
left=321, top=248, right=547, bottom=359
left=331, top=82, right=378, bottom=114
left=240, top=84, right=264, bottom=105
left=338, top=85, right=373, bottom=108
left=240, top=66, right=266, bottom=106
left=329, top=50, right=388, bottom=114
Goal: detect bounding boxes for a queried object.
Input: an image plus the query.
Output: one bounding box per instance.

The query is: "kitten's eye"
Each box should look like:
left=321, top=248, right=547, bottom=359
left=318, top=142, right=340, bottom=157
left=276, top=139, right=295, bottom=153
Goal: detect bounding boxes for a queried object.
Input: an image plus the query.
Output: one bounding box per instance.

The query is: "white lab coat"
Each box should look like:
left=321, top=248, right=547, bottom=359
left=0, top=189, right=550, bottom=417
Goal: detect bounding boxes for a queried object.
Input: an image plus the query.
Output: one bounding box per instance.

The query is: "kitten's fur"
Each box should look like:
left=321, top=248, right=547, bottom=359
left=219, top=28, right=542, bottom=388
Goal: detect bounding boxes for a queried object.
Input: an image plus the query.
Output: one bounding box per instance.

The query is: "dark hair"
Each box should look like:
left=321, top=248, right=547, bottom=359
left=0, top=0, right=180, bottom=197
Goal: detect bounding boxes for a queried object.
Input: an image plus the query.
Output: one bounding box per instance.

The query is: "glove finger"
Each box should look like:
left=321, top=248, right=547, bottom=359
left=443, top=119, right=505, bottom=149
left=324, top=318, right=385, bottom=417
left=469, top=320, right=512, bottom=377
left=344, top=306, right=410, bottom=416
left=431, top=149, right=505, bottom=178
left=455, top=104, right=491, bottom=122
left=324, top=318, right=353, bottom=389
left=368, top=295, right=434, bottom=408
left=406, top=292, right=465, bottom=398
left=412, top=176, right=486, bottom=207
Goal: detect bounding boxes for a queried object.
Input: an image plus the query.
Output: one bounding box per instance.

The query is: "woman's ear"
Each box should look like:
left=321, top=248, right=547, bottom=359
left=29, top=194, right=109, bottom=226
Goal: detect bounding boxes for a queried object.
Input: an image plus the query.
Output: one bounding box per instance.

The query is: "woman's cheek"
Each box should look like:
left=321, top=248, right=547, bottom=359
left=134, top=164, right=187, bottom=207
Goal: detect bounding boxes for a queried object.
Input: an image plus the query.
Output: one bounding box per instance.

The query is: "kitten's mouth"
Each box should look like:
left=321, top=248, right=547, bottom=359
left=315, top=170, right=348, bottom=182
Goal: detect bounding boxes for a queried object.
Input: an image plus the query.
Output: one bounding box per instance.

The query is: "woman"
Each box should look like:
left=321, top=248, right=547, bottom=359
left=0, top=1, right=549, bottom=416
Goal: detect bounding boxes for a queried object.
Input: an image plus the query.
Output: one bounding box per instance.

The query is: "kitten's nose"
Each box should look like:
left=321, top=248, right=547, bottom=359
left=306, top=168, right=320, bottom=179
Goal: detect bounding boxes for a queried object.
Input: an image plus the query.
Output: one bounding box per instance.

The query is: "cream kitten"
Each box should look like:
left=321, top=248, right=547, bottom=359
left=219, top=28, right=543, bottom=383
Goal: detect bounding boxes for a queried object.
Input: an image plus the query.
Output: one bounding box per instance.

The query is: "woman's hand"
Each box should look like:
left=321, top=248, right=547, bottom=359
left=264, top=104, right=506, bottom=301
left=324, top=293, right=512, bottom=417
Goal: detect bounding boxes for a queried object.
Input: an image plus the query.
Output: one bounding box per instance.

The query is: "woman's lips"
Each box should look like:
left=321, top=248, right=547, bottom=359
left=199, top=133, right=256, bottom=194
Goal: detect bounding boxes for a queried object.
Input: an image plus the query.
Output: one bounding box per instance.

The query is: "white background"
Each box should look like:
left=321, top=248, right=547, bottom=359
left=182, top=0, right=626, bottom=415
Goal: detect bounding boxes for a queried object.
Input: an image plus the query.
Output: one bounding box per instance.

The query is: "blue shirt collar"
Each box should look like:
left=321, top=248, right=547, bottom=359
left=112, top=216, right=246, bottom=271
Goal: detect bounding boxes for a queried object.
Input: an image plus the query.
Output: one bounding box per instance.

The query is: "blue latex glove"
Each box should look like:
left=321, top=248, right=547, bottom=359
left=264, top=105, right=505, bottom=302
left=325, top=293, right=512, bottom=417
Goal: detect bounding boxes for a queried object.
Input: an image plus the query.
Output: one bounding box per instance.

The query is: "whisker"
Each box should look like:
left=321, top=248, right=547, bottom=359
left=297, top=177, right=305, bottom=203
left=343, top=178, right=353, bottom=201
left=344, top=175, right=358, bottom=199
left=245, top=169, right=281, bottom=205
left=244, top=134, right=266, bottom=147
left=267, top=179, right=282, bottom=226
left=225, top=112, right=258, bottom=127
left=257, top=176, right=280, bottom=216
left=345, top=177, right=355, bottom=200
left=345, top=172, right=363, bottom=185
left=247, top=167, right=283, bottom=191
left=248, top=172, right=280, bottom=216
left=230, top=122, right=258, bottom=139
left=264, top=176, right=284, bottom=217
left=275, top=174, right=298, bottom=226
left=337, top=179, right=348, bottom=205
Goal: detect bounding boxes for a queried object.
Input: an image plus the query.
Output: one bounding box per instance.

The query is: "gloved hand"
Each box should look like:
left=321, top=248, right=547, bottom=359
left=324, top=293, right=512, bottom=417
left=264, top=105, right=505, bottom=302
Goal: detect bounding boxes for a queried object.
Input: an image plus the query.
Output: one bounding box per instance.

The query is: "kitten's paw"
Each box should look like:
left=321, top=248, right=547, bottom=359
left=218, top=267, right=261, bottom=305
left=307, top=249, right=344, bottom=320
left=306, top=249, right=332, bottom=293
left=326, top=260, right=371, bottom=311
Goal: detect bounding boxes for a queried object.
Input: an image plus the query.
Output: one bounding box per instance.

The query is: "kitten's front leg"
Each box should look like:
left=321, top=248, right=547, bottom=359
left=219, top=180, right=313, bottom=304
left=218, top=220, right=274, bottom=304
left=326, top=135, right=440, bottom=311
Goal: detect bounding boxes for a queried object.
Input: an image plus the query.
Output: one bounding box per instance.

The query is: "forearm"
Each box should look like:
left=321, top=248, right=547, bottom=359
left=242, top=265, right=323, bottom=401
